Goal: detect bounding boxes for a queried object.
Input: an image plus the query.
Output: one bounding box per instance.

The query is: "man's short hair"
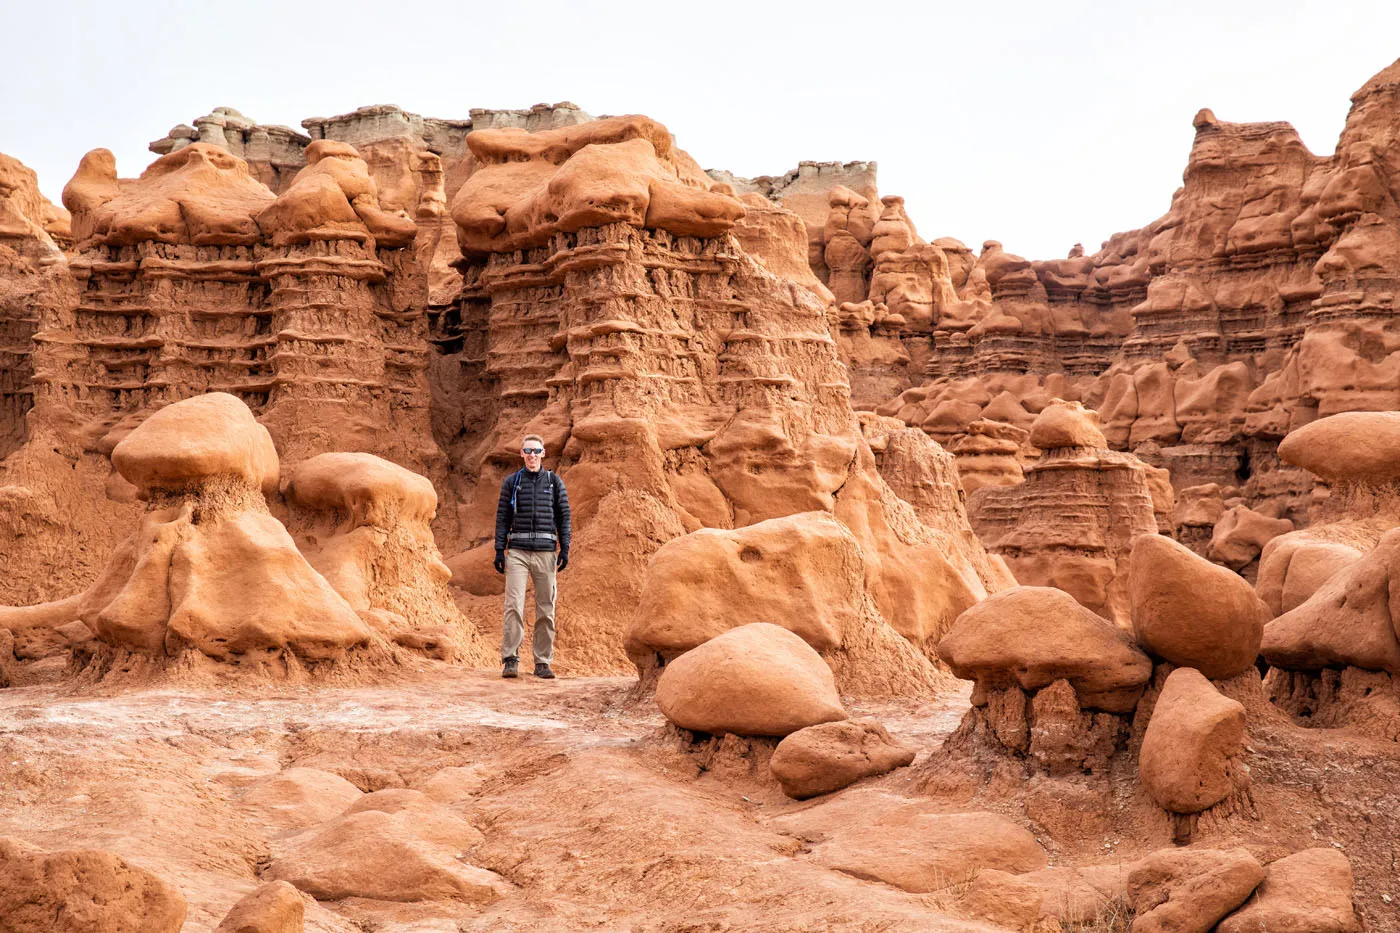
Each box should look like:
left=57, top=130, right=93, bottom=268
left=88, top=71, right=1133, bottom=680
left=522, top=434, right=545, bottom=448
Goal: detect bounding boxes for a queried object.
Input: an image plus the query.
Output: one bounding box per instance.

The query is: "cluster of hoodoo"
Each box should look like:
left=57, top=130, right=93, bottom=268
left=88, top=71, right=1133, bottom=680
left=968, top=400, right=1171, bottom=626
left=937, top=530, right=1268, bottom=833
left=1258, top=411, right=1400, bottom=739
left=0, top=393, right=482, bottom=677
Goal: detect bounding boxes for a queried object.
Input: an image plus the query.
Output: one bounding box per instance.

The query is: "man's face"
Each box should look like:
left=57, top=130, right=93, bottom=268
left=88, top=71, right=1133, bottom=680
left=521, top=441, right=545, bottom=471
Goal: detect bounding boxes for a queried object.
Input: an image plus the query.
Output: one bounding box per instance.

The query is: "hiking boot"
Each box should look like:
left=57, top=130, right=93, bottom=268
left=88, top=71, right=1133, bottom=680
left=502, top=657, right=519, bottom=679
left=534, top=662, right=556, bottom=679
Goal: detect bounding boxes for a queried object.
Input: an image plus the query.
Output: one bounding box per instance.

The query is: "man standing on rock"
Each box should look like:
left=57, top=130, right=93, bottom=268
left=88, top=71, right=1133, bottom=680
left=494, top=434, right=571, bottom=680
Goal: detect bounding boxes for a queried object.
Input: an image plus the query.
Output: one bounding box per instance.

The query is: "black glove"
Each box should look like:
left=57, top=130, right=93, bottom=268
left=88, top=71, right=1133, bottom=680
left=493, top=549, right=505, bottom=574
left=556, top=549, right=569, bottom=572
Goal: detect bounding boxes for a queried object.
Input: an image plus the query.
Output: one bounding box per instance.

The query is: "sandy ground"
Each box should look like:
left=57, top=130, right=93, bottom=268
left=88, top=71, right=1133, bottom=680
left=0, top=660, right=1001, bottom=932
left=4, top=658, right=1397, bottom=932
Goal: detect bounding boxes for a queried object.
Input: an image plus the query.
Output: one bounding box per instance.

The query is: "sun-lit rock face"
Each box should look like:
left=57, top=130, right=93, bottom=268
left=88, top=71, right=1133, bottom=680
left=47, top=141, right=437, bottom=470
left=834, top=59, right=1400, bottom=560
left=435, top=113, right=1009, bottom=684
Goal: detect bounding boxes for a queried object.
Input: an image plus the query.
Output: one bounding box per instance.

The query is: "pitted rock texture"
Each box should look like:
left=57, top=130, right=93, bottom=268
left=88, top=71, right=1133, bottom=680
left=0, top=836, right=187, bottom=933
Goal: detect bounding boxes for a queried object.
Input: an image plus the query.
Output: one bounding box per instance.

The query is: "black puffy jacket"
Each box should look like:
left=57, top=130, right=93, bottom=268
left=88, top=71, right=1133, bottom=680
left=495, top=468, right=571, bottom=553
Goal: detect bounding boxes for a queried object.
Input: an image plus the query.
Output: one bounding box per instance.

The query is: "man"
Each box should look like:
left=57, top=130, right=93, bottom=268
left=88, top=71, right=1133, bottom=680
left=494, top=434, right=571, bottom=679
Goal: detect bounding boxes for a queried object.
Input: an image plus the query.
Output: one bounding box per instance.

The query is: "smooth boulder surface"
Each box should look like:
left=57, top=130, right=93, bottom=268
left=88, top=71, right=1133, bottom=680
left=1129, top=534, right=1267, bottom=679
left=1216, top=848, right=1357, bottom=933
left=265, top=809, right=507, bottom=903
left=938, top=585, right=1152, bottom=712
left=1128, top=847, right=1265, bottom=933
left=769, top=719, right=915, bottom=798
left=656, top=623, right=847, bottom=736
left=625, top=512, right=864, bottom=659
left=239, top=767, right=364, bottom=835
left=110, top=391, right=279, bottom=498
left=213, top=881, right=305, bottom=933
left=1262, top=528, right=1400, bottom=674
left=0, top=836, right=187, bottom=933
left=1278, top=411, right=1400, bottom=485
left=1256, top=536, right=1364, bottom=617
left=1139, top=668, right=1247, bottom=813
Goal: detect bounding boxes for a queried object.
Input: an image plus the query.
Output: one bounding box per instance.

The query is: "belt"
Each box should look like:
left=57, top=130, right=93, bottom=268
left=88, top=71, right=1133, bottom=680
left=511, top=533, right=557, bottom=541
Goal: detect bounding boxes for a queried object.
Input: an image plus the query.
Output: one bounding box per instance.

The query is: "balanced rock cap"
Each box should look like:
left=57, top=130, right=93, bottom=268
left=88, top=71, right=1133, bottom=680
left=1028, top=399, right=1107, bottom=450
left=1278, top=411, right=1400, bottom=485
left=111, top=392, right=278, bottom=497
left=937, top=585, right=1152, bottom=713
left=284, top=451, right=438, bottom=526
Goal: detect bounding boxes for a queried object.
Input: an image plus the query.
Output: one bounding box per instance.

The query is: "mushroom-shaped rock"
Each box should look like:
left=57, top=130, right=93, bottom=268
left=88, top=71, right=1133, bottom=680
left=111, top=392, right=278, bottom=499
left=451, top=115, right=745, bottom=255
left=0, top=836, right=187, bottom=933
left=1129, top=534, right=1268, bottom=678
left=655, top=623, right=846, bottom=736
left=938, top=586, right=1152, bottom=712
left=1278, top=411, right=1400, bottom=485
left=1029, top=399, right=1108, bottom=450
left=625, top=512, right=864, bottom=660
left=1127, top=847, right=1265, bottom=933
left=265, top=809, right=508, bottom=904
left=1262, top=529, right=1400, bottom=673
left=62, top=143, right=274, bottom=248
left=283, top=452, right=480, bottom=662
left=256, top=139, right=417, bottom=247
left=769, top=719, right=915, bottom=799
left=1216, top=848, right=1357, bottom=933
left=284, top=452, right=437, bottom=527
left=62, top=394, right=375, bottom=663
left=213, top=881, right=304, bottom=933
left=1139, top=668, right=1247, bottom=813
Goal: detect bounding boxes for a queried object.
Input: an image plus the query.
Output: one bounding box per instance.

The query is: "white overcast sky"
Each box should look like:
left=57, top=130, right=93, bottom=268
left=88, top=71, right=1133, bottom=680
left=3, top=0, right=1398, bottom=259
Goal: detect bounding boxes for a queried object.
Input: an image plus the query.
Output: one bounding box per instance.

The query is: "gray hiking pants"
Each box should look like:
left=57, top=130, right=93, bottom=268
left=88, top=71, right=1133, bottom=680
left=502, top=548, right=557, bottom=664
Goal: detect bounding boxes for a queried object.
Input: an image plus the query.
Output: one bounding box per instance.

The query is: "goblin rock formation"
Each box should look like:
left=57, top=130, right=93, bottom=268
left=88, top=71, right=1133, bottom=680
left=738, top=59, right=1400, bottom=573
left=969, top=400, right=1169, bottom=624
left=55, top=140, right=434, bottom=468
left=433, top=114, right=1007, bottom=678
left=0, top=394, right=473, bottom=676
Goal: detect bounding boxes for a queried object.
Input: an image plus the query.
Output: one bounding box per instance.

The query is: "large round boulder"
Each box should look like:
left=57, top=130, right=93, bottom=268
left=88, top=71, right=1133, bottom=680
left=1129, top=534, right=1267, bottom=679
left=937, top=586, right=1152, bottom=712
left=655, top=622, right=847, bottom=736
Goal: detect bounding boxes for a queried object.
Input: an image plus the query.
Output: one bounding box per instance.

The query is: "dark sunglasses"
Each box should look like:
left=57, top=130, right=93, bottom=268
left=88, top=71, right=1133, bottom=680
left=522, top=447, right=544, bottom=455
